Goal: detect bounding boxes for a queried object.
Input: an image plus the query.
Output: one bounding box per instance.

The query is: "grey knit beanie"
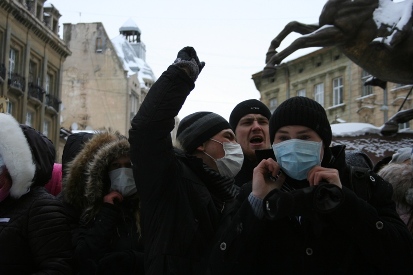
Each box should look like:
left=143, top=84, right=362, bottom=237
left=269, top=96, right=332, bottom=147
left=177, top=112, right=231, bottom=153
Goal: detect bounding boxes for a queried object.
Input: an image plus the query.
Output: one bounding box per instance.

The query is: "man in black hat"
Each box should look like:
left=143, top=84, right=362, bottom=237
left=229, top=99, right=271, bottom=186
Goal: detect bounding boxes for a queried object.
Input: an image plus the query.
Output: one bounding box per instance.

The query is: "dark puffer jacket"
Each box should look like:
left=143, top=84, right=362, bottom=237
left=0, top=114, right=73, bottom=274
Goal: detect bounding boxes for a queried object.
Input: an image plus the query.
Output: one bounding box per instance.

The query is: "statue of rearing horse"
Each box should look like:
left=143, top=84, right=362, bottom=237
left=264, top=0, right=413, bottom=84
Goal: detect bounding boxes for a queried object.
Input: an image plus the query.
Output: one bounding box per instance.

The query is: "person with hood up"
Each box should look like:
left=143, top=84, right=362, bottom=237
left=0, top=113, right=73, bottom=273
left=64, top=132, right=143, bottom=274
left=62, top=132, right=118, bottom=227
left=229, top=99, right=272, bottom=187
left=129, top=46, right=242, bottom=274
left=210, top=96, right=413, bottom=274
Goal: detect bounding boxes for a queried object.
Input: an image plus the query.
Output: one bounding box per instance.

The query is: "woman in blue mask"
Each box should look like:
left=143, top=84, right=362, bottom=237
left=65, top=132, right=143, bottom=274
left=210, top=96, right=413, bottom=274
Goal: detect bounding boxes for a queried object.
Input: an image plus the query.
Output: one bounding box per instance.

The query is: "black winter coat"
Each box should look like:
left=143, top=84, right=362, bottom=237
left=0, top=186, right=73, bottom=274
left=75, top=198, right=144, bottom=275
left=209, top=145, right=413, bottom=274
left=129, top=65, right=236, bottom=274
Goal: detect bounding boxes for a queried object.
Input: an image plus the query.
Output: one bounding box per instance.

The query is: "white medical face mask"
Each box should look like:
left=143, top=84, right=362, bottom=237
left=109, top=168, right=137, bottom=197
left=204, top=139, right=244, bottom=178
left=272, top=139, right=322, bottom=180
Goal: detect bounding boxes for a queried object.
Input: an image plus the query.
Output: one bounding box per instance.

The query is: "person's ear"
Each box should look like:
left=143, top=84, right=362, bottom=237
left=196, top=144, right=205, bottom=152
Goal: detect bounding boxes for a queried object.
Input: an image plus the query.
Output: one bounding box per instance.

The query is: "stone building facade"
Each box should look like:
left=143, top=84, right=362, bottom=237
left=0, top=0, right=70, bottom=158
left=61, top=20, right=155, bottom=137
left=252, top=47, right=412, bottom=129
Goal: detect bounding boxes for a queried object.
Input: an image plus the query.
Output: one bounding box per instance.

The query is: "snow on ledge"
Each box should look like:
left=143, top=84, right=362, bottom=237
left=331, top=122, right=381, bottom=137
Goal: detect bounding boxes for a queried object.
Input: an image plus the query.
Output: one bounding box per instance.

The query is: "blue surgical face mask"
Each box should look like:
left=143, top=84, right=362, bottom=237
left=109, top=168, right=137, bottom=197
left=272, top=139, right=322, bottom=180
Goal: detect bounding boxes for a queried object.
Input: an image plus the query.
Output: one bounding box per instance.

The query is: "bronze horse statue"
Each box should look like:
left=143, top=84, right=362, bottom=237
left=263, top=0, right=413, bottom=84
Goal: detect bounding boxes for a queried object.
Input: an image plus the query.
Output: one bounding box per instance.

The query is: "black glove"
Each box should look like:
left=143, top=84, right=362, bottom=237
left=263, top=184, right=343, bottom=220
left=173, top=46, right=205, bottom=81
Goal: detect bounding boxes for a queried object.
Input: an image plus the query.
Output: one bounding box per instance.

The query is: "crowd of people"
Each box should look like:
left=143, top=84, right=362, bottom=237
left=0, top=46, right=413, bottom=274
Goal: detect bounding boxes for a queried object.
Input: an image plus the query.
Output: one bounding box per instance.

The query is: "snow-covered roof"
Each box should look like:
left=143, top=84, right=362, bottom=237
left=331, top=123, right=413, bottom=163
left=111, top=34, right=156, bottom=87
left=119, top=18, right=141, bottom=33
left=331, top=122, right=381, bottom=137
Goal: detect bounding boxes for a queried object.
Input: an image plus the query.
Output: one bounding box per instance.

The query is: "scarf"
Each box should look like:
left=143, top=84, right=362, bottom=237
left=180, top=154, right=239, bottom=210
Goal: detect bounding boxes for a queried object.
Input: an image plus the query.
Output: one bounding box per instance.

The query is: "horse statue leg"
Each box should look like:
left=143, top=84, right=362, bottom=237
left=265, top=21, right=319, bottom=64
left=262, top=24, right=347, bottom=78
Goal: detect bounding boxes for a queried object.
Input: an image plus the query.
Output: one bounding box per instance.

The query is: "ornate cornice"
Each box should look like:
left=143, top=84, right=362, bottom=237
left=1, top=0, right=71, bottom=57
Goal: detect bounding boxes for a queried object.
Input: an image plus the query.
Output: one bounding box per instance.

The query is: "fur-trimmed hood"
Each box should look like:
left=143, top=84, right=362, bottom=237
left=63, top=131, right=126, bottom=212
left=82, top=138, right=133, bottom=222
left=0, top=114, right=55, bottom=199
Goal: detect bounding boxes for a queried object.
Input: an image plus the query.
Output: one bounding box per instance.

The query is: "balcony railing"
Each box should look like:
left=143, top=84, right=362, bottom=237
left=46, top=93, right=61, bottom=111
left=28, top=82, right=44, bottom=101
left=0, top=64, right=5, bottom=81
left=8, top=73, right=25, bottom=91
left=26, top=0, right=34, bottom=14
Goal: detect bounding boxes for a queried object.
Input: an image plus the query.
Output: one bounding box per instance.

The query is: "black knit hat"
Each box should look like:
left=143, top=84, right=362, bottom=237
left=229, top=99, right=271, bottom=130
left=269, top=97, right=332, bottom=147
left=177, top=111, right=231, bottom=153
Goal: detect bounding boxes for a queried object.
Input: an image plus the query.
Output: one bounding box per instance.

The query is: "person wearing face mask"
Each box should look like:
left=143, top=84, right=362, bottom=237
left=67, top=132, right=143, bottom=274
left=210, top=96, right=413, bottom=274
left=129, top=47, right=244, bottom=274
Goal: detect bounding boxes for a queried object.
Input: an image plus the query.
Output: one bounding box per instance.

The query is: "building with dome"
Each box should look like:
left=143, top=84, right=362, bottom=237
left=60, top=19, right=156, bottom=140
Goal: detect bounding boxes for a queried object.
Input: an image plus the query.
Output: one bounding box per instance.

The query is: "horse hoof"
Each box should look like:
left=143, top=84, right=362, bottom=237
left=262, top=67, right=277, bottom=79
left=265, top=50, right=278, bottom=63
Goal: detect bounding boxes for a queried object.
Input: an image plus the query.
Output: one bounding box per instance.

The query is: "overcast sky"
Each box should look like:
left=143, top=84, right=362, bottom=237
left=49, top=0, right=328, bottom=121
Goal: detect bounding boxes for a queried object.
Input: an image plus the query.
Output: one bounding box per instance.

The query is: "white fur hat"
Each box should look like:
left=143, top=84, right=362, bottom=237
left=0, top=114, right=36, bottom=198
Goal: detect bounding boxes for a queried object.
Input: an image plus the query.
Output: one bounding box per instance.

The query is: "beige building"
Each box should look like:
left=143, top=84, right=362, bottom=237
left=61, top=19, right=155, bottom=137
left=0, top=0, right=70, bottom=159
left=253, top=47, right=412, bottom=129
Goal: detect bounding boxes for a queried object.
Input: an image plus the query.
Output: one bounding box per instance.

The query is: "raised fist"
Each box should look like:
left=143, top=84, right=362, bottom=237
left=173, top=46, right=205, bottom=81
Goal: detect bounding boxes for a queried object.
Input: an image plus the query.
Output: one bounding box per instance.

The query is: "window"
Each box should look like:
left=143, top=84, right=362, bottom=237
left=314, top=83, right=324, bottom=106
left=361, top=70, right=373, bottom=96
left=7, top=101, right=13, bottom=115
left=297, top=89, right=306, bottom=97
left=9, top=48, right=16, bottom=78
left=29, top=61, right=38, bottom=84
left=333, top=77, right=343, bottom=105
left=130, top=91, right=139, bottom=120
left=269, top=97, right=277, bottom=113
left=43, top=121, right=50, bottom=137
left=399, top=122, right=410, bottom=131
left=45, top=73, right=54, bottom=94
left=96, top=37, right=103, bottom=53
left=26, top=111, right=33, bottom=127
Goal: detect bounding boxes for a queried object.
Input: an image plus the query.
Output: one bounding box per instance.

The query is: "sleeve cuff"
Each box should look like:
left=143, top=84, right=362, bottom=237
left=248, top=193, right=264, bottom=219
